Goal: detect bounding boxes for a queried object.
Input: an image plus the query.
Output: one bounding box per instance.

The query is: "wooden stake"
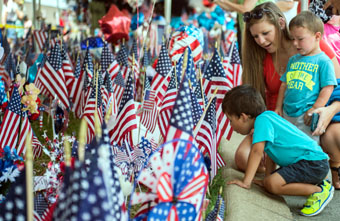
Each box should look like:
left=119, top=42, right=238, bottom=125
left=174, top=60, right=177, bottom=89
left=94, top=68, right=102, bottom=141
left=181, top=48, right=188, bottom=82
left=199, top=69, right=206, bottom=110
left=64, top=136, right=71, bottom=167
left=78, top=119, right=88, bottom=162
left=25, top=132, right=34, bottom=221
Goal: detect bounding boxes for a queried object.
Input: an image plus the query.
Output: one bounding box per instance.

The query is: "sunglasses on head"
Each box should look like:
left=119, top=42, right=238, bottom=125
left=243, top=8, right=270, bottom=23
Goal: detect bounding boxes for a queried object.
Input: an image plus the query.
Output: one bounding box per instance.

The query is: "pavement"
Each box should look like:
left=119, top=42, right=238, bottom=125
left=219, top=132, right=340, bottom=221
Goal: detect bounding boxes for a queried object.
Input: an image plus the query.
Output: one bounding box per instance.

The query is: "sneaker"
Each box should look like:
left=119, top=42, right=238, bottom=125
left=320, top=180, right=333, bottom=192
left=300, top=185, right=334, bottom=216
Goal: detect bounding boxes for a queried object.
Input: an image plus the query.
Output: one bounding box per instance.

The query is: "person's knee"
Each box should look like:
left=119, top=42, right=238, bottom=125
left=263, top=177, right=281, bottom=195
left=321, top=123, right=340, bottom=154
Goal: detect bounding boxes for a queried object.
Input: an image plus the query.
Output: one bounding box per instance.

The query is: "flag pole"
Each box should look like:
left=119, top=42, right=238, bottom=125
left=94, top=66, right=102, bottom=141
left=78, top=118, right=88, bottom=162
left=137, top=56, right=146, bottom=144
left=181, top=48, right=188, bottom=82
left=64, top=135, right=71, bottom=167
left=25, top=132, right=34, bottom=221
left=199, top=68, right=205, bottom=110
left=193, top=87, right=219, bottom=138
left=173, top=60, right=177, bottom=89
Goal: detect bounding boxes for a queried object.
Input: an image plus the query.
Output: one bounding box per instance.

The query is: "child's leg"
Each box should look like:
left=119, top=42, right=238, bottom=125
left=263, top=159, right=329, bottom=196
left=263, top=173, right=321, bottom=196
left=234, top=134, right=265, bottom=173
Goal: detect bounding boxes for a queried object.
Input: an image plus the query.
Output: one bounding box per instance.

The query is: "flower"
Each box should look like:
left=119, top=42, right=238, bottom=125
left=0, top=166, right=20, bottom=183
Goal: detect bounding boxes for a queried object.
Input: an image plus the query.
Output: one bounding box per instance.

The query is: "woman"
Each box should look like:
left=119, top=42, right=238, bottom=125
left=235, top=2, right=340, bottom=174
left=312, top=81, right=340, bottom=189
left=214, top=0, right=274, bottom=52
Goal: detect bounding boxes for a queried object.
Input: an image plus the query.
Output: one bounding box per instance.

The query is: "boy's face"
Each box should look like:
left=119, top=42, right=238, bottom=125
left=290, top=26, right=321, bottom=56
left=226, top=113, right=253, bottom=135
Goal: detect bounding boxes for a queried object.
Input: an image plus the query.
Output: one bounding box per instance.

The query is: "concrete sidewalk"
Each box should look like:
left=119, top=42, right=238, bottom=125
left=219, top=132, right=340, bottom=221
left=219, top=132, right=294, bottom=221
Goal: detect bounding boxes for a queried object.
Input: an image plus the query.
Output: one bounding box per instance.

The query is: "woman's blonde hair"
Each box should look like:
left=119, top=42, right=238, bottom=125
left=241, top=2, right=291, bottom=101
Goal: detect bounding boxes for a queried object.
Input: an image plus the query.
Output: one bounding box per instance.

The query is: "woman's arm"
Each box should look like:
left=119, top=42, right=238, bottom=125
left=214, top=0, right=258, bottom=14
left=312, top=101, right=340, bottom=136
left=305, top=85, right=334, bottom=126
left=331, top=57, right=340, bottom=78
left=275, top=82, right=286, bottom=116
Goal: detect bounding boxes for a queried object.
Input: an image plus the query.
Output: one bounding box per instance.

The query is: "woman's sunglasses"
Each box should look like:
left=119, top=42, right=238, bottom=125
left=243, top=8, right=271, bottom=23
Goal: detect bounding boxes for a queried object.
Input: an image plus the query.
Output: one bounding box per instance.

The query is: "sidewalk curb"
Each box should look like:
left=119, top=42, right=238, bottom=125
left=219, top=133, right=294, bottom=221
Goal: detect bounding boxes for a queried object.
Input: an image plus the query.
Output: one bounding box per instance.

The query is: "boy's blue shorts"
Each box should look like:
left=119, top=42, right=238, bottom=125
left=275, top=159, right=329, bottom=185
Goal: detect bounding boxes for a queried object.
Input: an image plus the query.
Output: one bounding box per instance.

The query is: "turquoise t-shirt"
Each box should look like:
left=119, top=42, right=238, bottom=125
left=252, top=111, right=328, bottom=167
left=280, top=52, right=337, bottom=117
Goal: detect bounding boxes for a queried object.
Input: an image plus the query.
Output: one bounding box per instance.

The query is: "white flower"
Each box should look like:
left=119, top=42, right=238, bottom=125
left=0, top=167, right=20, bottom=183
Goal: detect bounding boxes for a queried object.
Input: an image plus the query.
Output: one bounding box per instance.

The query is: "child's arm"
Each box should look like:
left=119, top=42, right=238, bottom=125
left=304, top=85, right=334, bottom=126
left=228, top=141, right=265, bottom=189
left=275, top=82, right=287, bottom=116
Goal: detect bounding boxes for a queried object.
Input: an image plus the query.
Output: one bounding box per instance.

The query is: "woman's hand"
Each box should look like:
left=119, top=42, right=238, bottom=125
left=311, top=106, right=334, bottom=136
left=227, top=179, right=251, bottom=189
left=274, top=107, right=283, bottom=116
left=304, top=107, right=315, bottom=126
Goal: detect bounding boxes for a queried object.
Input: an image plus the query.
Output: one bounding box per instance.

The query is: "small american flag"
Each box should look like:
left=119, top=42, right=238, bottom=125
left=34, top=43, right=70, bottom=109
left=140, top=103, right=158, bottom=134
left=158, top=70, right=177, bottom=140
left=17, top=112, right=33, bottom=156
left=70, top=55, right=85, bottom=118
left=112, top=71, right=125, bottom=107
left=83, top=48, right=94, bottom=80
left=109, top=72, right=137, bottom=147
left=83, top=81, right=102, bottom=144
left=0, top=87, right=21, bottom=150
left=195, top=97, right=219, bottom=179
left=142, top=89, right=156, bottom=112
left=194, top=79, right=208, bottom=111
left=151, top=42, right=172, bottom=107
left=165, top=72, right=194, bottom=143
left=101, top=43, right=120, bottom=82
left=0, top=65, right=11, bottom=88
left=33, top=30, right=48, bottom=53
left=206, top=195, right=225, bottom=221
left=61, top=45, right=75, bottom=92
left=116, top=44, right=129, bottom=67
left=190, top=90, right=203, bottom=127
left=224, top=43, right=242, bottom=89
left=0, top=168, right=26, bottom=220
left=202, top=48, right=233, bottom=146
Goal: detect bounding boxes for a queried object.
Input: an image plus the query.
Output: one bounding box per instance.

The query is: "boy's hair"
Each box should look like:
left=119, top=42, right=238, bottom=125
left=289, top=11, right=324, bottom=35
left=222, top=85, right=266, bottom=118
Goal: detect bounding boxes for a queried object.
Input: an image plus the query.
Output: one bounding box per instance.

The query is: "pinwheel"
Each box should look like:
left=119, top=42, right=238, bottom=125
left=169, top=24, right=204, bottom=65
left=131, top=139, right=209, bottom=220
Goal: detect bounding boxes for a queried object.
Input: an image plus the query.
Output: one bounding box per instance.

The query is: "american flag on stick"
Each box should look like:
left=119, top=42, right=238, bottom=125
left=202, top=48, right=233, bottom=145
left=34, top=43, right=69, bottom=109
left=157, top=70, right=177, bottom=140
left=70, top=55, right=84, bottom=118
left=109, top=72, right=137, bottom=147
left=151, top=42, right=172, bottom=107
left=0, top=87, right=21, bottom=150
left=165, top=71, right=194, bottom=143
